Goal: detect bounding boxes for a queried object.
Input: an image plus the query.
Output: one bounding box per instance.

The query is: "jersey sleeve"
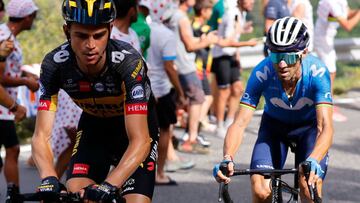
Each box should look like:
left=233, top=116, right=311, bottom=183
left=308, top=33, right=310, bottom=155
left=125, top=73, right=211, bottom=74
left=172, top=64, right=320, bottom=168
left=162, top=32, right=177, bottom=61
left=38, top=54, right=61, bottom=112
left=120, top=55, right=151, bottom=115
left=312, top=61, right=333, bottom=106
left=240, top=61, right=269, bottom=110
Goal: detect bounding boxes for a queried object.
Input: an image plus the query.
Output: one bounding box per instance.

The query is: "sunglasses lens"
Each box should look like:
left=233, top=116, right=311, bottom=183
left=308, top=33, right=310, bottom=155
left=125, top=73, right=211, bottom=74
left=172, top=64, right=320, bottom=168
left=270, top=52, right=299, bottom=64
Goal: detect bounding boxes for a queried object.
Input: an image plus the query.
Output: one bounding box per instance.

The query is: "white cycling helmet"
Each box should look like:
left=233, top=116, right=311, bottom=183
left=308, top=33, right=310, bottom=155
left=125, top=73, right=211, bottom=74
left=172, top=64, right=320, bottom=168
left=266, top=17, right=310, bottom=52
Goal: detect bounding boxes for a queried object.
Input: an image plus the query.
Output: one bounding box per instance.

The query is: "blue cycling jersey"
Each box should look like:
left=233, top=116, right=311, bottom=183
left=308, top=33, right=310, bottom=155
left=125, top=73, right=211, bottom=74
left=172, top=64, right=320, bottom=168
left=241, top=54, right=333, bottom=124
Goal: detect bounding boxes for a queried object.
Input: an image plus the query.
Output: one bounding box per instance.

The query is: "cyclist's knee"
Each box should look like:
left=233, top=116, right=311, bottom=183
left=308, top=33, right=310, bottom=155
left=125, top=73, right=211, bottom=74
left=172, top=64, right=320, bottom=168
left=5, top=146, right=20, bottom=159
left=251, top=176, right=271, bottom=201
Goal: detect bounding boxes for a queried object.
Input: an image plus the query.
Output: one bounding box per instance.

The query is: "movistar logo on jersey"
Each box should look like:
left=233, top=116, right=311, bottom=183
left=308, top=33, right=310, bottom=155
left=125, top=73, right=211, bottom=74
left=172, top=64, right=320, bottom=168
left=310, top=64, right=326, bottom=77
left=256, top=66, right=270, bottom=83
left=270, top=97, right=314, bottom=110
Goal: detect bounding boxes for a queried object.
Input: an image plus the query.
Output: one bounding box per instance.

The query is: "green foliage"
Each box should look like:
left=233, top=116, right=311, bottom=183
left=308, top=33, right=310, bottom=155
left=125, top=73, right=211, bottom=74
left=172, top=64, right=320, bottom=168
left=334, top=62, right=360, bottom=95
left=6, top=0, right=66, bottom=64
left=16, top=117, right=36, bottom=144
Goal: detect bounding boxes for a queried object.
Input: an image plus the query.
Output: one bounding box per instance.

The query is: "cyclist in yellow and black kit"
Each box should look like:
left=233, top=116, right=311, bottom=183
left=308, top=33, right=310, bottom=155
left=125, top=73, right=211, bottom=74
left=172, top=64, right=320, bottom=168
left=31, top=0, right=158, bottom=202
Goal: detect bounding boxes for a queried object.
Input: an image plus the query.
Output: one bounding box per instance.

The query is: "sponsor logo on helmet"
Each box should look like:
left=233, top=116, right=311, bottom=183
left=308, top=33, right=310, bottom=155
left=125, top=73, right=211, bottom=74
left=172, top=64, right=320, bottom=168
left=85, top=0, right=97, bottom=17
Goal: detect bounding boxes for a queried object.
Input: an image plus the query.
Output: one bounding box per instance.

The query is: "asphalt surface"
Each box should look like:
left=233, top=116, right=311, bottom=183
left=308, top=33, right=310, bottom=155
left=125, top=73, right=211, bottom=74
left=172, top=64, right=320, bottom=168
left=1, top=90, right=360, bottom=202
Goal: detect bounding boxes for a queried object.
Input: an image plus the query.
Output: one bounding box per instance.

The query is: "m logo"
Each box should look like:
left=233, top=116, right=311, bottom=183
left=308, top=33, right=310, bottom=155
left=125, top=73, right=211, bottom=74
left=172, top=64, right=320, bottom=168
left=256, top=66, right=270, bottom=83
left=112, top=50, right=132, bottom=63
left=310, top=64, right=326, bottom=77
left=85, top=0, right=97, bottom=17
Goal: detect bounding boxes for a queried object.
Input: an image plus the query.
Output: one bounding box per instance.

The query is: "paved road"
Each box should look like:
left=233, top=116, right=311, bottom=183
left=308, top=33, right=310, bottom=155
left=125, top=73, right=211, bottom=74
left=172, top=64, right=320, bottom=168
left=1, top=90, right=360, bottom=202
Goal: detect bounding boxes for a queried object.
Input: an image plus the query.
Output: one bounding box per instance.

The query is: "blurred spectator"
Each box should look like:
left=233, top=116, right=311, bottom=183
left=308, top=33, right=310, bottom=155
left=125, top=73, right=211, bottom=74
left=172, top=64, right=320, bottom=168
left=314, top=0, right=360, bottom=122
left=168, top=0, right=217, bottom=153
left=0, top=0, right=38, bottom=196
left=192, top=0, right=217, bottom=134
left=111, top=0, right=141, bottom=53
left=131, top=0, right=151, bottom=58
left=208, top=0, right=225, bottom=30
left=211, top=0, right=257, bottom=138
left=263, top=0, right=290, bottom=56
left=147, top=0, right=189, bottom=185
left=289, top=0, right=314, bottom=51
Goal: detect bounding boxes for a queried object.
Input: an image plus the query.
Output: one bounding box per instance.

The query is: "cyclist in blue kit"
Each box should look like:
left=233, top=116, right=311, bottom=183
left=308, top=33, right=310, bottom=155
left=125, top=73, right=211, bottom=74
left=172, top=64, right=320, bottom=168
left=214, top=17, right=333, bottom=202
left=31, top=0, right=158, bottom=202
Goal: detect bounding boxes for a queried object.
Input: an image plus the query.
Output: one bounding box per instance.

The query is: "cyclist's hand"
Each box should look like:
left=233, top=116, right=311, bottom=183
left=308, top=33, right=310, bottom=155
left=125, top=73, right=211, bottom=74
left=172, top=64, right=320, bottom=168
left=83, top=181, right=120, bottom=202
left=37, top=176, right=66, bottom=201
left=213, top=159, right=234, bottom=184
left=305, top=157, right=324, bottom=186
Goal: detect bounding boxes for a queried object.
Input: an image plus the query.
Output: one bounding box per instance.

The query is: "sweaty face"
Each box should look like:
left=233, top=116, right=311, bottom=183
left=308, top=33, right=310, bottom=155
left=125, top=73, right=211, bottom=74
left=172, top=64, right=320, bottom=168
left=274, top=60, right=301, bottom=82
left=67, top=23, right=109, bottom=69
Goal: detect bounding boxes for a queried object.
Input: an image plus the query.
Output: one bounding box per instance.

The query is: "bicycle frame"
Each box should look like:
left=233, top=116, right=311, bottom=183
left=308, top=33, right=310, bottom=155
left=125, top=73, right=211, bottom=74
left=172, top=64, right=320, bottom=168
left=6, top=191, right=124, bottom=203
left=218, top=162, right=321, bottom=203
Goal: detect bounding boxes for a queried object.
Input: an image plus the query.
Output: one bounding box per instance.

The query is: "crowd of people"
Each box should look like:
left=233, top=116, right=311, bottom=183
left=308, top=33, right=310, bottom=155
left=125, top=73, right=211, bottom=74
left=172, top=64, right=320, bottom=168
left=0, top=0, right=359, bottom=202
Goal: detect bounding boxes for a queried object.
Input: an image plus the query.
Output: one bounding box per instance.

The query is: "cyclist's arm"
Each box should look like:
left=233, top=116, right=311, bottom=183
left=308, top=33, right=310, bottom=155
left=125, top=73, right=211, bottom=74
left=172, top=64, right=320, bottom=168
left=31, top=110, right=58, bottom=179
left=223, top=106, right=254, bottom=158
left=105, top=114, right=151, bottom=187
left=308, top=105, right=333, bottom=161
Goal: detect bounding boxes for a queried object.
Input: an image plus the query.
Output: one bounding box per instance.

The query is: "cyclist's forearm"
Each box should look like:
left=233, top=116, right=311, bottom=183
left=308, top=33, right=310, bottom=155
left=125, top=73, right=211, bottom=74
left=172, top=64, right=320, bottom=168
left=310, top=127, right=333, bottom=161
left=106, top=138, right=151, bottom=187
left=31, top=134, right=58, bottom=179
left=223, top=124, right=245, bottom=158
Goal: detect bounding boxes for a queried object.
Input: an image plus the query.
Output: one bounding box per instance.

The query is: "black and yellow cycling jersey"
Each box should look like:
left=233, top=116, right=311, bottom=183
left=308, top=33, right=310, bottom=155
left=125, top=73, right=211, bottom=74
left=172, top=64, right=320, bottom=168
left=38, top=39, right=153, bottom=118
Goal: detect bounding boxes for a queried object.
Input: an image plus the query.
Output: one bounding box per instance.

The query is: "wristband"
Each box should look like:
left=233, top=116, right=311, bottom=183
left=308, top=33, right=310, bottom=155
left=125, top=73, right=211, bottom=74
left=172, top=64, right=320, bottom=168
left=223, top=154, right=233, bottom=162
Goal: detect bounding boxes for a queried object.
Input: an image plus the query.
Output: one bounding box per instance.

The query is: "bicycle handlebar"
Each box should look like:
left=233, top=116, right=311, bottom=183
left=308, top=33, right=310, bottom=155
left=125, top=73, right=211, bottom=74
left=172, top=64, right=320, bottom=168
left=301, top=161, right=322, bottom=203
left=7, top=192, right=82, bottom=202
left=217, top=161, right=322, bottom=203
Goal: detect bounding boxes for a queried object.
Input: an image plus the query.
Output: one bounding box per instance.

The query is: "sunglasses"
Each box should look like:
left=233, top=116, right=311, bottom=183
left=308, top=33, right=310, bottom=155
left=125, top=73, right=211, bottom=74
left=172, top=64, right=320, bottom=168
left=270, top=52, right=302, bottom=65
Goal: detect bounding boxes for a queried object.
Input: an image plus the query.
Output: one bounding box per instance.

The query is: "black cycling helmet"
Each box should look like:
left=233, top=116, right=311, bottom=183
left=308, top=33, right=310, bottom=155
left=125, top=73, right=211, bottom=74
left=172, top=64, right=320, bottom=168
left=266, top=17, right=310, bottom=52
left=62, top=0, right=116, bottom=25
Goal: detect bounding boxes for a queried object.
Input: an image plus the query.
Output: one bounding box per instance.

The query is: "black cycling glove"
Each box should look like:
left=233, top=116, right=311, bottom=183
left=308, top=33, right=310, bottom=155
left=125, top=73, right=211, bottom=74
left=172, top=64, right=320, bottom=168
left=37, top=176, right=66, bottom=201
left=84, top=181, right=120, bottom=202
